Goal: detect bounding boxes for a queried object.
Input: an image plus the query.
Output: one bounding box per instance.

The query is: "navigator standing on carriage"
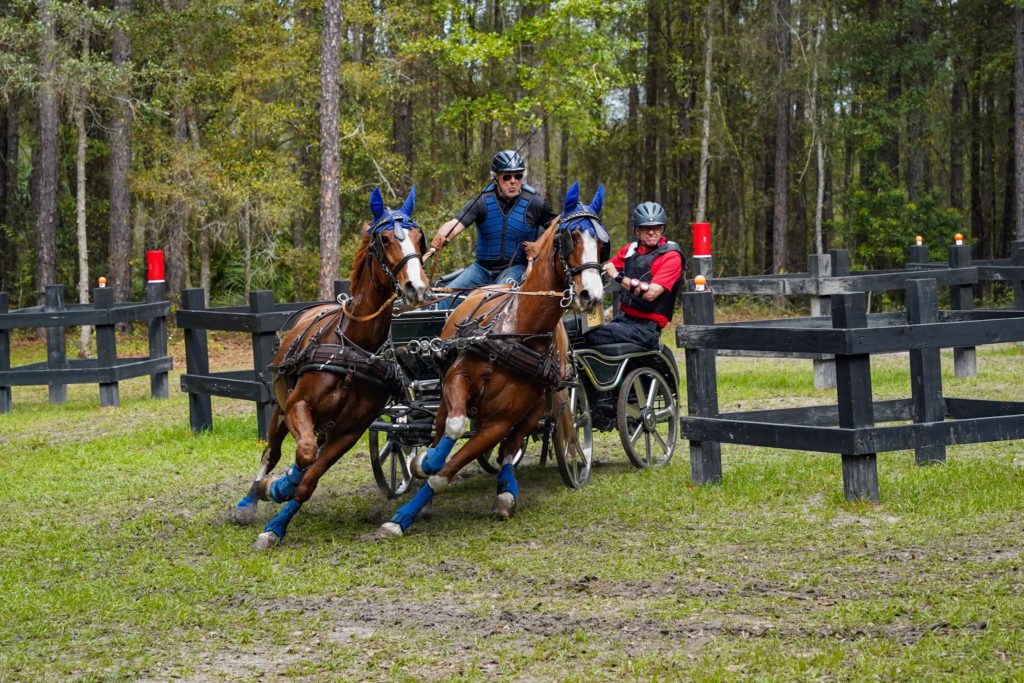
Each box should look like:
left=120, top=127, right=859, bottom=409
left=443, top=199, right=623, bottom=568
left=585, top=201, right=684, bottom=350
left=431, top=150, right=557, bottom=296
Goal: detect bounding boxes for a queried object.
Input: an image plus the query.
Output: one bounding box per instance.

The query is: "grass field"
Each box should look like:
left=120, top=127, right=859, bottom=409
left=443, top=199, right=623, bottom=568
left=1, top=331, right=1022, bottom=681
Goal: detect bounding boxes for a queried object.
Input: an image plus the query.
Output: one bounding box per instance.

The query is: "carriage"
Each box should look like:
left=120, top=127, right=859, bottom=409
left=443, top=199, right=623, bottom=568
left=367, top=279, right=681, bottom=499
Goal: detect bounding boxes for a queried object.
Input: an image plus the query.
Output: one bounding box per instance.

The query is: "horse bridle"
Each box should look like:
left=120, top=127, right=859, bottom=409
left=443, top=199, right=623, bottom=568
left=554, top=210, right=608, bottom=302
left=367, top=213, right=426, bottom=295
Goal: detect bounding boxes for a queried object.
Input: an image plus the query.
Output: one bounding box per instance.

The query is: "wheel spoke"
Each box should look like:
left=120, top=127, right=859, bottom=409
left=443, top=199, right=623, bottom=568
left=626, top=404, right=642, bottom=419
left=652, top=428, right=668, bottom=454
left=629, top=422, right=643, bottom=446
left=655, top=407, right=674, bottom=421
left=644, top=431, right=652, bottom=465
left=646, top=380, right=659, bottom=409
left=631, top=377, right=646, bottom=408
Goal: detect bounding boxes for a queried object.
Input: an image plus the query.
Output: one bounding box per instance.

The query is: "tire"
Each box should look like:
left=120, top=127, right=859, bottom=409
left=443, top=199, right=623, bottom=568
left=616, top=366, right=677, bottom=468
left=368, top=420, right=415, bottom=498
left=554, top=383, right=593, bottom=488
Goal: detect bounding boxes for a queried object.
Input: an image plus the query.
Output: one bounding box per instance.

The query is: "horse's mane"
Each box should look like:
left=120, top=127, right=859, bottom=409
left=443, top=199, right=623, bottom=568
left=349, top=226, right=374, bottom=283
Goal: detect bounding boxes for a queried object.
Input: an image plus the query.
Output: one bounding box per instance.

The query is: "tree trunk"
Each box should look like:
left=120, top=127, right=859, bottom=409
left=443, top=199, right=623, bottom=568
left=1015, top=1, right=1024, bottom=240
left=199, top=224, right=211, bottom=305
left=2, top=102, right=19, bottom=296
left=109, top=0, right=134, bottom=303
left=318, top=0, right=342, bottom=299
left=626, top=81, right=639, bottom=214
left=810, top=12, right=825, bottom=254
left=0, top=101, right=9, bottom=295
left=393, top=91, right=414, bottom=187
left=771, top=0, right=790, bottom=275
left=696, top=0, right=713, bottom=224
left=642, top=0, right=660, bottom=199
left=970, top=83, right=984, bottom=242
left=76, top=87, right=92, bottom=357
left=558, top=127, right=569, bottom=207
left=36, top=0, right=59, bottom=292
left=906, top=6, right=928, bottom=200
left=950, top=66, right=966, bottom=210
left=430, top=64, right=441, bottom=205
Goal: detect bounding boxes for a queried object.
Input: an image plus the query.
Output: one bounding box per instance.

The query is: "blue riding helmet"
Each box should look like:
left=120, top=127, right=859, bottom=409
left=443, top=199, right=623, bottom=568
left=491, top=149, right=526, bottom=174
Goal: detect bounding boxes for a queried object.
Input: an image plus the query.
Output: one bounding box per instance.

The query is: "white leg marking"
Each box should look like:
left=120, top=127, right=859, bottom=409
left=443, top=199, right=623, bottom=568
left=445, top=414, right=468, bottom=440
left=427, top=475, right=449, bottom=492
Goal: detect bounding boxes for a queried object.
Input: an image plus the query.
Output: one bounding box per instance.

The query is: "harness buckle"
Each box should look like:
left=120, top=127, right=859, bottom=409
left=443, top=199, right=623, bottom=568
left=336, top=292, right=351, bottom=306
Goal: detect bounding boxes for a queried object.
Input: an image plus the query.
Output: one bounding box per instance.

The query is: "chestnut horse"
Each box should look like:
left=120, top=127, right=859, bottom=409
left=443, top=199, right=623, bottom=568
left=230, top=186, right=430, bottom=549
left=377, top=181, right=609, bottom=537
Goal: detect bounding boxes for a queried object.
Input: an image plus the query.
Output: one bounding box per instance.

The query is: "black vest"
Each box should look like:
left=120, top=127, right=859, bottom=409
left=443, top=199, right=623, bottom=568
left=619, top=240, right=684, bottom=321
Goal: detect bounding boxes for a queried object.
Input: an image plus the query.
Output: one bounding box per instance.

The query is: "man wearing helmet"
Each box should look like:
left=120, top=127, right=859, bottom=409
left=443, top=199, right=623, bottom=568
left=584, top=201, right=684, bottom=349
left=431, top=150, right=557, bottom=297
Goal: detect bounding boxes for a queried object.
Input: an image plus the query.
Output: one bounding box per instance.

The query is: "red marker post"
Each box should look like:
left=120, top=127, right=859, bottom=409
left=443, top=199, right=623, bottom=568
left=146, top=250, right=165, bottom=283
left=691, top=221, right=712, bottom=281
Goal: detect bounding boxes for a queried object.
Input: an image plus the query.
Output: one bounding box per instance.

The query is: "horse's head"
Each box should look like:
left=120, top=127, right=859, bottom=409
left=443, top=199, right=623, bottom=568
left=554, top=181, right=608, bottom=313
left=366, top=186, right=430, bottom=304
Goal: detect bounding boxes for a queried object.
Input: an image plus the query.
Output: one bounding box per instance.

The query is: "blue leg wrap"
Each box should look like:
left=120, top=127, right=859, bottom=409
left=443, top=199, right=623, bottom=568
left=390, top=481, right=436, bottom=531
left=497, top=462, right=519, bottom=498
left=422, top=436, right=456, bottom=476
left=264, top=500, right=302, bottom=539
left=269, top=464, right=305, bottom=503
left=236, top=482, right=259, bottom=510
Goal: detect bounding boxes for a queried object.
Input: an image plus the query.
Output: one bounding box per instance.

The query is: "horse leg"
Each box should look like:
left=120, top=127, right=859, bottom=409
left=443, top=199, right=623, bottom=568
left=256, top=399, right=318, bottom=504
left=253, top=429, right=361, bottom=550
left=493, top=399, right=547, bottom=520
left=230, top=406, right=288, bottom=525
left=377, top=420, right=509, bottom=538
left=413, top=374, right=467, bottom=478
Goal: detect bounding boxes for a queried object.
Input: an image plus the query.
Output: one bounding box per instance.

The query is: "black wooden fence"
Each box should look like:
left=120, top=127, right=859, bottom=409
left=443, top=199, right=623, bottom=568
left=177, top=281, right=348, bottom=440
left=0, top=283, right=171, bottom=413
left=696, top=240, right=1024, bottom=388
left=677, top=277, right=1024, bottom=503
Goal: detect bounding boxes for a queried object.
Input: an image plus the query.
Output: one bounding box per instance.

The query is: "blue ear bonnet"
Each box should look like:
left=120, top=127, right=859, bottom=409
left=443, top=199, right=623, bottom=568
left=368, top=186, right=419, bottom=242
left=558, top=181, right=609, bottom=244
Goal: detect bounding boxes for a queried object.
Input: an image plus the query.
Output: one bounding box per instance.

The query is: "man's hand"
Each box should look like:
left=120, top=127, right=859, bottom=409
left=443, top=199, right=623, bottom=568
left=602, top=262, right=619, bottom=279
left=430, top=234, right=447, bottom=251
left=523, top=241, right=539, bottom=260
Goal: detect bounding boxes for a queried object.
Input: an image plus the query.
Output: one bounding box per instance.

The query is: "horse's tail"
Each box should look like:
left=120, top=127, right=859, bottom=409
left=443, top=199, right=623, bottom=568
left=552, top=388, right=576, bottom=457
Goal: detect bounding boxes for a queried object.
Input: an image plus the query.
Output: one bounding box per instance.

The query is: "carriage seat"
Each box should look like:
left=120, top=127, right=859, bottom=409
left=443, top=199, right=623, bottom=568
left=581, top=342, right=648, bottom=358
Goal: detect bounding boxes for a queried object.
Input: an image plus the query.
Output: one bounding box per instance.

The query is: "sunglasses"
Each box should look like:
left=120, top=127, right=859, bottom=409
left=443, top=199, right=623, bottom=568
left=500, top=173, right=524, bottom=182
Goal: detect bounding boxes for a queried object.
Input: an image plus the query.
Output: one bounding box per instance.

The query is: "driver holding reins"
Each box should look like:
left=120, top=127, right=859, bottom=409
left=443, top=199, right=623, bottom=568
left=584, top=201, right=684, bottom=350
left=431, top=150, right=558, bottom=302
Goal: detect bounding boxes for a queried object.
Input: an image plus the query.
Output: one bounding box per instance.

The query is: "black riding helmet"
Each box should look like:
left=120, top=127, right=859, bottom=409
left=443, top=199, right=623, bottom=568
left=631, top=201, right=667, bottom=232
left=491, top=149, right=526, bottom=174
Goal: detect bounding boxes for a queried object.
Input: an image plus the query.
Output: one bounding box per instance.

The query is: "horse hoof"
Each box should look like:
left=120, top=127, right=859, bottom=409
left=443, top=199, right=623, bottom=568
left=375, top=522, right=403, bottom=539
left=255, top=478, right=274, bottom=502
left=493, top=492, right=517, bottom=520
left=410, top=452, right=428, bottom=479
left=252, top=531, right=280, bottom=550
left=230, top=504, right=258, bottom=526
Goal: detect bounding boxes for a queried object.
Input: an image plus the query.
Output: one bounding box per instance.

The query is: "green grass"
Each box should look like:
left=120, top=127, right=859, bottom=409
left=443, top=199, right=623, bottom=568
left=1, top=345, right=1023, bottom=680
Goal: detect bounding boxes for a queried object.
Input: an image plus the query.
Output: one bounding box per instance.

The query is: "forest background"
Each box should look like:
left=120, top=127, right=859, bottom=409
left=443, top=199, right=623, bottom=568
left=1, top=0, right=1023, bottom=314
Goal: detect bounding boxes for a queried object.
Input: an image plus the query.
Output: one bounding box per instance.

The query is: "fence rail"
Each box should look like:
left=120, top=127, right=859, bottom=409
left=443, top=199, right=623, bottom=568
left=178, top=281, right=348, bottom=439
left=0, top=284, right=171, bottom=412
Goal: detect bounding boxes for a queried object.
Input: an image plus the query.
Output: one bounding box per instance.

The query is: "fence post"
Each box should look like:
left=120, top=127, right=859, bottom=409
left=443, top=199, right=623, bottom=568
left=181, top=288, right=213, bottom=433
left=948, top=243, right=976, bottom=377
left=250, top=290, right=277, bottom=440
left=44, top=285, right=68, bottom=405
left=832, top=292, right=879, bottom=503
left=829, top=249, right=851, bottom=277
left=906, top=279, right=946, bottom=465
left=1011, top=241, right=1024, bottom=312
left=809, top=253, right=835, bottom=390
left=147, top=282, right=169, bottom=399
left=908, top=241, right=930, bottom=266
left=0, top=293, right=10, bottom=413
left=94, top=287, right=119, bottom=407
left=681, top=288, right=721, bottom=485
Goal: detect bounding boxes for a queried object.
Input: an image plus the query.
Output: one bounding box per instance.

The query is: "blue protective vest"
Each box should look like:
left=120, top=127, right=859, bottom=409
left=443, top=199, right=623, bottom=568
left=475, top=183, right=538, bottom=265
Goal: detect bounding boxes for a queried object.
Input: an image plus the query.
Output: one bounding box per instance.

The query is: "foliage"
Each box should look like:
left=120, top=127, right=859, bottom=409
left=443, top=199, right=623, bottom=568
left=839, top=169, right=964, bottom=269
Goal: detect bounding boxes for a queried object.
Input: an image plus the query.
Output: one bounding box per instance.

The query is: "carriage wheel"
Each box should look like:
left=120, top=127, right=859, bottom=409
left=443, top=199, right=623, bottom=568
left=368, top=424, right=415, bottom=498
left=616, top=367, right=677, bottom=468
left=554, top=384, right=593, bottom=488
